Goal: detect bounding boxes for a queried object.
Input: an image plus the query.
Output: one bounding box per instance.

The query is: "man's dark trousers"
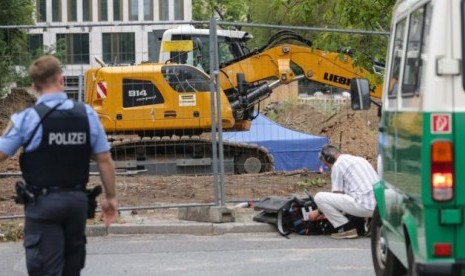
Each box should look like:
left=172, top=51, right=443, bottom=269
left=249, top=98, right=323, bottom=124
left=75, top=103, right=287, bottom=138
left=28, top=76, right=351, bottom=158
left=23, top=191, right=88, bottom=276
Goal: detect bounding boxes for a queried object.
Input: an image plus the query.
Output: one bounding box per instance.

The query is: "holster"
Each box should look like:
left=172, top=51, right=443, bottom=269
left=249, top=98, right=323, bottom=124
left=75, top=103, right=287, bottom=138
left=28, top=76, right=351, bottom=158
left=14, top=180, right=35, bottom=205
left=86, top=185, right=102, bottom=219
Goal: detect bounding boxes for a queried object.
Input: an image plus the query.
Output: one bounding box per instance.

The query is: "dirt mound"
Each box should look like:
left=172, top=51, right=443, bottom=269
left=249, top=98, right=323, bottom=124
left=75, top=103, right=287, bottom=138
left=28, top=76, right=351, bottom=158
left=0, top=88, right=36, bottom=172
left=0, top=88, right=36, bottom=129
left=263, top=102, right=379, bottom=165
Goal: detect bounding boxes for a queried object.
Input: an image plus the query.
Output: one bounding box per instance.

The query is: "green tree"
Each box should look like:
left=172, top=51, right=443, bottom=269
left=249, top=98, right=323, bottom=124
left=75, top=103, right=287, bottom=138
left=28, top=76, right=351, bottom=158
left=248, top=0, right=394, bottom=72
left=314, top=0, right=395, bottom=65
left=244, top=0, right=329, bottom=48
left=193, top=0, right=249, bottom=23
left=193, top=0, right=395, bottom=76
left=0, top=0, right=34, bottom=97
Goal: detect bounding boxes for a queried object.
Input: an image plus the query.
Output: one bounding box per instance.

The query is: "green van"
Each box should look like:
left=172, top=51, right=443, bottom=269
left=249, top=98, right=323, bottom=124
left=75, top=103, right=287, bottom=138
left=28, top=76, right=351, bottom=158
left=351, top=0, right=465, bottom=275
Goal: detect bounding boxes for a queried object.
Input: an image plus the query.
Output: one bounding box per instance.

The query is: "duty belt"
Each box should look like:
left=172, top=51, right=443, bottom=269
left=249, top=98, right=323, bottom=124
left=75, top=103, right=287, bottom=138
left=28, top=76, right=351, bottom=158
left=29, top=185, right=85, bottom=197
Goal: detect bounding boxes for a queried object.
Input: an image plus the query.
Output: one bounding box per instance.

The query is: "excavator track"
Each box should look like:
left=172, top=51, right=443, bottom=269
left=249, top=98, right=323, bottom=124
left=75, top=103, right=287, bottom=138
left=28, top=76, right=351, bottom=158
left=107, top=134, right=274, bottom=175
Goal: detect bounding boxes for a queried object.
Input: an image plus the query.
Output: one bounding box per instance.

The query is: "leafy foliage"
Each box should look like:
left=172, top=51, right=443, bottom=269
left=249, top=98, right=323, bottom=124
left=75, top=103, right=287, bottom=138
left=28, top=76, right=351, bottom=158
left=312, top=0, right=394, bottom=70
left=0, top=0, right=34, bottom=97
left=193, top=0, right=250, bottom=23
left=193, top=0, right=395, bottom=81
left=0, top=221, right=24, bottom=242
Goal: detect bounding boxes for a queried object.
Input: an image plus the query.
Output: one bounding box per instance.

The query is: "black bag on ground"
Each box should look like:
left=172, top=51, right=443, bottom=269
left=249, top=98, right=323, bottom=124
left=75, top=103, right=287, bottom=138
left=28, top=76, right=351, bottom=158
left=253, top=195, right=297, bottom=236
left=253, top=194, right=336, bottom=237
left=288, top=201, right=335, bottom=235
left=345, top=214, right=368, bottom=236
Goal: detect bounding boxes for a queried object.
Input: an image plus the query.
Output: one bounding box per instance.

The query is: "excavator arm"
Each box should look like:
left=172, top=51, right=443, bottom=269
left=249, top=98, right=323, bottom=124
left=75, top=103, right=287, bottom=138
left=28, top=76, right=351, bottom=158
left=219, top=44, right=382, bottom=98
left=160, top=29, right=381, bottom=124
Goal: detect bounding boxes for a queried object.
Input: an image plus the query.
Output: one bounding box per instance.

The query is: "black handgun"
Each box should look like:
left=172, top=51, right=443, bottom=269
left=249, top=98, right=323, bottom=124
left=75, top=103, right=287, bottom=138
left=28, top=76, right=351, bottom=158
left=86, top=185, right=102, bottom=219
left=14, top=181, right=35, bottom=205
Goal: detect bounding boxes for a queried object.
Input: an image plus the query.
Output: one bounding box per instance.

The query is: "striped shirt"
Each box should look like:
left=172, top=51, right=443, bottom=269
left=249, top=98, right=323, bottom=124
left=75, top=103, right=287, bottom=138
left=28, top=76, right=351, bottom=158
left=331, top=154, right=378, bottom=211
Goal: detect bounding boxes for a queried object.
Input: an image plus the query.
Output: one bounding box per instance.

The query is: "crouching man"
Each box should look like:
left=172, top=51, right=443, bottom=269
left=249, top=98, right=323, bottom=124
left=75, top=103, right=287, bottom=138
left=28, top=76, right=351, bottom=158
left=310, top=145, right=378, bottom=239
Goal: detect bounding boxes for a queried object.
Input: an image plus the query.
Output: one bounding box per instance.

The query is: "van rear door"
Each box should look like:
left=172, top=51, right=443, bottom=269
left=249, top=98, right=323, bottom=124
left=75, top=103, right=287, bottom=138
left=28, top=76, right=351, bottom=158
left=452, top=0, right=465, bottom=261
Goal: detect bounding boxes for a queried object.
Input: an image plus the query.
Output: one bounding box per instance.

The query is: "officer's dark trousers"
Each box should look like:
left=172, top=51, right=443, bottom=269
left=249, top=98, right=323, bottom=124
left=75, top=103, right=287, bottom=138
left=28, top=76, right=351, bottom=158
left=23, top=191, right=88, bottom=276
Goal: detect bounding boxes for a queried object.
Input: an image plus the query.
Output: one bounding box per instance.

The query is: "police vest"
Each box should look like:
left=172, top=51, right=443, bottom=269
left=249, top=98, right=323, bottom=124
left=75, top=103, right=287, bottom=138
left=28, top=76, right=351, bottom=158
left=19, top=102, right=91, bottom=188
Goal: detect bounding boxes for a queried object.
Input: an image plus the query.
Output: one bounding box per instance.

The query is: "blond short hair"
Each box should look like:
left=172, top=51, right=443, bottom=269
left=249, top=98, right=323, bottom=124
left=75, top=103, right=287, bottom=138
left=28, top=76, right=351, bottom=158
left=28, top=55, right=62, bottom=89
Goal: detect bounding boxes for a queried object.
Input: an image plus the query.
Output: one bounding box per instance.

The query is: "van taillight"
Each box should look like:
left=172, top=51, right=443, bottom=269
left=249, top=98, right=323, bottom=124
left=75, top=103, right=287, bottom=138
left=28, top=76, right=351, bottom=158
left=434, top=243, right=452, bottom=257
left=431, top=141, right=454, bottom=201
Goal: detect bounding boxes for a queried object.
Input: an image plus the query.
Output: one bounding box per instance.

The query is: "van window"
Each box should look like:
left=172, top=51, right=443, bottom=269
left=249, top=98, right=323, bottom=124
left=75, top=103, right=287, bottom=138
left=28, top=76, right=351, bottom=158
left=420, top=3, right=432, bottom=92
left=388, top=19, right=406, bottom=98
left=402, top=4, right=430, bottom=96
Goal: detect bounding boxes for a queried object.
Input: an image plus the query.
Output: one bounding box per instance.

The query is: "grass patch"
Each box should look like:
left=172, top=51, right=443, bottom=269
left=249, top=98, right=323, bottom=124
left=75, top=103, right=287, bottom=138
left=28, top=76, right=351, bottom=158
left=266, top=99, right=298, bottom=121
left=296, top=176, right=326, bottom=188
left=0, top=221, right=24, bottom=242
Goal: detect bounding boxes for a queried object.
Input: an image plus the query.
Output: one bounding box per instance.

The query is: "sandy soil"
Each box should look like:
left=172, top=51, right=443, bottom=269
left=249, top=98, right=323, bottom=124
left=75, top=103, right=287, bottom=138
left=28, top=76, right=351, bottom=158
left=0, top=171, right=331, bottom=216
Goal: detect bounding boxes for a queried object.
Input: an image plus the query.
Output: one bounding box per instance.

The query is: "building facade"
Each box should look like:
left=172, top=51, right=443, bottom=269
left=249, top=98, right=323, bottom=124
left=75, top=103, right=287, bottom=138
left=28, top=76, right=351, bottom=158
left=31, top=0, right=192, bottom=95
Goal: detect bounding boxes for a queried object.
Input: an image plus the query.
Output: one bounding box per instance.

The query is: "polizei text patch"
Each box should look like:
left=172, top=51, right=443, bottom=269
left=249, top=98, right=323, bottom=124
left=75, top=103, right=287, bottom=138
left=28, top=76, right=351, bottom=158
left=49, top=132, right=87, bottom=145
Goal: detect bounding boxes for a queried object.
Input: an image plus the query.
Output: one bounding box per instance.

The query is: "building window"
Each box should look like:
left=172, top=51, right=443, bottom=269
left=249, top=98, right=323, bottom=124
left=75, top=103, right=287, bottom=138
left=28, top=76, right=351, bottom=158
left=113, top=0, right=123, bottom=21
left=148, top=31, right=156, bottom=62
left=64, top=76, right=80, bottom=88
left=99, top=0, right=108, bottom=21
left=144, top=0, right=153, bottom=21
left=64, top=76, right=80, bottom=100
left=56, top=33, right=90, bottom=64
left=174, top=0, right=184, bottom=20
left=52, top=0, right=62, bottom=22
left=28, top=34, right=43, bottom=59
left=67, top=0, right=77, bottom=22
left=83, top=0, right=93, bottom=22
left=129, top=0, right=139, bottom=21
left=36, top=0, right=46, bottom=22
left=159, top=0, right=169, bottom=21
left=102, top=33, right=135, bottom=64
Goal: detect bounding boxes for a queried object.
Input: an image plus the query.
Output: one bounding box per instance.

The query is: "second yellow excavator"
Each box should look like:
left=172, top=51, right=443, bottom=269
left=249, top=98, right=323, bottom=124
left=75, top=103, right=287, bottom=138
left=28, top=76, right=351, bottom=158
left=85, top=26, right=382, bottom=174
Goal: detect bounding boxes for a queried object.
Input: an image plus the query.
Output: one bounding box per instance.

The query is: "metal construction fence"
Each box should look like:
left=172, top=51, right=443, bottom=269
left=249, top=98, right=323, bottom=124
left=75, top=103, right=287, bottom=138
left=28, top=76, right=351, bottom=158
left=0, top=20, right=387, bottom=219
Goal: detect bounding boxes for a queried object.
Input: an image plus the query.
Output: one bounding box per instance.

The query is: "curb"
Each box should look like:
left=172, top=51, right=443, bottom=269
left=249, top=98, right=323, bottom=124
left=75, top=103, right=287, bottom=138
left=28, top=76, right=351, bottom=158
left=213, top=222, right=275, bottom=234
left=86, top=222, right=276, bottom=237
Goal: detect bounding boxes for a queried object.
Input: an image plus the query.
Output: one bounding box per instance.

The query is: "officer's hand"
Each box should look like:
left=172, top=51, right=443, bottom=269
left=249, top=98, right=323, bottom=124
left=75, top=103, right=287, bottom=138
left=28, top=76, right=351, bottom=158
left=101, top=198, right=118, bottom=227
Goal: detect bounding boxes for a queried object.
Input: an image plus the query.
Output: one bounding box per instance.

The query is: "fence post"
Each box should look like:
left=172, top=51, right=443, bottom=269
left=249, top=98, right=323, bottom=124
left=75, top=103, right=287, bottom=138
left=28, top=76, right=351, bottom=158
left=209, top=17, right=221, bottom=206
left=214, top=27, right=226, bottom=207
left=78, top=73, right=83, bottom=102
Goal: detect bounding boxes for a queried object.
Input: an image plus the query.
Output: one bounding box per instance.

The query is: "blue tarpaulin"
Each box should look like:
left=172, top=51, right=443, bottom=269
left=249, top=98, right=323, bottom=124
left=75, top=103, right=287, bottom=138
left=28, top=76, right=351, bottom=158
left=223, top=114, right=328, bottom=171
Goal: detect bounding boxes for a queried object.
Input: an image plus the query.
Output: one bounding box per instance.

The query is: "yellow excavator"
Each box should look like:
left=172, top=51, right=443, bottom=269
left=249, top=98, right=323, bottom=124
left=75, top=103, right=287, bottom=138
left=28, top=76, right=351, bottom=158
left=85, top=26, right=382, bottom=174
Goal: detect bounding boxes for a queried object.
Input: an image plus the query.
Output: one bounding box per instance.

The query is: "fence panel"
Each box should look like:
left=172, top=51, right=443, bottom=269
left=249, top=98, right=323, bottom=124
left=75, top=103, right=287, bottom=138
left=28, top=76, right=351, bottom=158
left=0, top=22, right=385, bottom=219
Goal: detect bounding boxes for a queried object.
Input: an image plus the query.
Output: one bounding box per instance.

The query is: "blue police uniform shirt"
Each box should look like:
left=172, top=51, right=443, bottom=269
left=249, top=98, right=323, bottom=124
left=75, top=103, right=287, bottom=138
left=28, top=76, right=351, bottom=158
left=0, top=92, right=110, bottom=156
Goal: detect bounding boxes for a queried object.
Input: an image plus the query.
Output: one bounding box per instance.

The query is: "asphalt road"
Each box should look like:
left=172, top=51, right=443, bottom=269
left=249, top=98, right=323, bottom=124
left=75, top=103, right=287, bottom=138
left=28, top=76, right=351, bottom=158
left=0, top=233, right=374, bottom=276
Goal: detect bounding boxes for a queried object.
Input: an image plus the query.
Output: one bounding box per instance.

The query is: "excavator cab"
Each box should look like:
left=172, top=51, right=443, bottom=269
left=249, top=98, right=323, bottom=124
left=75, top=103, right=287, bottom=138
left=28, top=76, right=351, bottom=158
left=159, top=25, right=252, bottom=71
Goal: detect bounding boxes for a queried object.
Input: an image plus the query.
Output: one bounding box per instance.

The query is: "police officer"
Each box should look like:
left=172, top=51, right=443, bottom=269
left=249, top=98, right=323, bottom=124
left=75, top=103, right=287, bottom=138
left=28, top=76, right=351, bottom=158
left=0, top=55, right=118, bottom=275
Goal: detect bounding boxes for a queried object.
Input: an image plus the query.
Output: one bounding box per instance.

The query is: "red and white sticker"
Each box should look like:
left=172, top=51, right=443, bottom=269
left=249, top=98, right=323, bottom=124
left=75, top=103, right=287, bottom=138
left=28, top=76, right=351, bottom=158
left=431, top=114, right=451, bottom=134
left=96, top=82, right=107, bottom=99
